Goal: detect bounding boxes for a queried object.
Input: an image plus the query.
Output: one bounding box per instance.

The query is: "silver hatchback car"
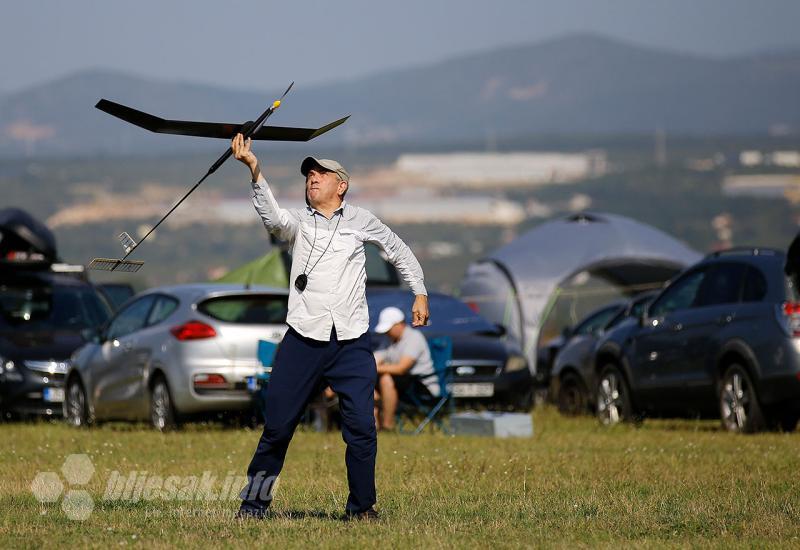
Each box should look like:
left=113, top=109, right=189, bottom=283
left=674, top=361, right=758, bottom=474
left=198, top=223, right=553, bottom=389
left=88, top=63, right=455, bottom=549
left=63, top=284, right=288, bottom=430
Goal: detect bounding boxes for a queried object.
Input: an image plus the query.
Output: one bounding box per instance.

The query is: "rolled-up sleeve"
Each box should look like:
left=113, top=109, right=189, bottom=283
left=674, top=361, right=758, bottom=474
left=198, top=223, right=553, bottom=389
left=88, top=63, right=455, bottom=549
left=251, top=174, right=300, bottom=242
left=363, top=213, right=427, bottom=296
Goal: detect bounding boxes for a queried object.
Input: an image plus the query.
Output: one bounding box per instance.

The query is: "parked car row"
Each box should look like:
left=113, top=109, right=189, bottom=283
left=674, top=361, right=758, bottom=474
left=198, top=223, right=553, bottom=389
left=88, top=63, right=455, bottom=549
left=546, top=237, right=800, bottom=433
left=8, top=203, right=799, bottom=435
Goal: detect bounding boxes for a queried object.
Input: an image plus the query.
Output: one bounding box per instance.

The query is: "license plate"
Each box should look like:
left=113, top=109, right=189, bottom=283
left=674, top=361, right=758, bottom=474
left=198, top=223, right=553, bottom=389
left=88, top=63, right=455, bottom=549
left=450, top=383, right=494, bottom=398
left=246, top=376, right=258, bottom=392
left=43, top=387, right=65, bottom=402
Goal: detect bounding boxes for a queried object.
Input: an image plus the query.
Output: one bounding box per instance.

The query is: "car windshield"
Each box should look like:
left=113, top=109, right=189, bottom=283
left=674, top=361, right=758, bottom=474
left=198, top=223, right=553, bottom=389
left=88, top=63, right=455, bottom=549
left=198, top=294, right=289, bottom=324
left=0, top=281, right=111, bottom=331
left=367, top=292, right=498, bottom=334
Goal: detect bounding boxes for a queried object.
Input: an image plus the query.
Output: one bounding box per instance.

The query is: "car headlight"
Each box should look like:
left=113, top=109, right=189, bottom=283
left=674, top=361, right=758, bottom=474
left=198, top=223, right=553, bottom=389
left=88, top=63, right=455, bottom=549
left=505, top=355, right=527, bottom=372
left=0, top=355, right=14, bottom=375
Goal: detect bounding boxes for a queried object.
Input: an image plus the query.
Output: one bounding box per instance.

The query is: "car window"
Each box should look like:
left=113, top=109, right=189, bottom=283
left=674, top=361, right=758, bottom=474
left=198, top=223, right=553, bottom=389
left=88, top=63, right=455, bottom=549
left=107, top=295, right=156, bottom=340
left=147, top=295, right=179, bottom=326
left=649, top=269, right=707, bottom=317
left=695, top=263, right=747, bottom=307
left=573, top=305, right=621, bottom=335
left=0, top=280, right=110, bottom=330
left=198, top=295, right=288, bottom=324
left=742, top=266, right=768, bottom=302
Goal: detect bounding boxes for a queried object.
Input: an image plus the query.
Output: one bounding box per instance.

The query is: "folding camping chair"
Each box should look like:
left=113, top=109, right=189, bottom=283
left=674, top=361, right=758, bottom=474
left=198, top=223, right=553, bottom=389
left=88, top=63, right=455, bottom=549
left=396, top=335, right=454, bottom=435
left=249, top=339, right=278, bottom=423
left=249, top=340, right=336, bottom=430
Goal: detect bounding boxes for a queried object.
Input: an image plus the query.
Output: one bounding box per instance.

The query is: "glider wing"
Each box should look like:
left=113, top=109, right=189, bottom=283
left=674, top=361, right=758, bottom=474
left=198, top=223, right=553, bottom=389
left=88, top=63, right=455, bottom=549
left=95, top=99, right=348, bottom=141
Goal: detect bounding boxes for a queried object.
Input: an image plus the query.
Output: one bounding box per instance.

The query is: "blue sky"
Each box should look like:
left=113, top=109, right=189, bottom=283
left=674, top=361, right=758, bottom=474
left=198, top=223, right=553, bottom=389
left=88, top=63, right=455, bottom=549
left=2, top=0, right=799, bottom=93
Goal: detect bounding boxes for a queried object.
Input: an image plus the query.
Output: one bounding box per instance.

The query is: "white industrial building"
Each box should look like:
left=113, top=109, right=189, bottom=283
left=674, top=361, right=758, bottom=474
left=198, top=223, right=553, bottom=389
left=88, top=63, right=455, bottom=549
left=722, top=174, right=800, bottom=199
left=395, top=151, right=607, bottom=186
left=739, top=150, right=800, bottom=168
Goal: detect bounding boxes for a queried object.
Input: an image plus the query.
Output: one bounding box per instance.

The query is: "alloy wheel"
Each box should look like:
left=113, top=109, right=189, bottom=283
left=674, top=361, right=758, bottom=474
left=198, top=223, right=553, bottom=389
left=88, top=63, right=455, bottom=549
left=66, top=381, right=87, bottom=427
left=720, top=370, right=751, bottom=432
left=151, top=382, right=170, bottom=431
left=597, top=372, right=623, bottom=425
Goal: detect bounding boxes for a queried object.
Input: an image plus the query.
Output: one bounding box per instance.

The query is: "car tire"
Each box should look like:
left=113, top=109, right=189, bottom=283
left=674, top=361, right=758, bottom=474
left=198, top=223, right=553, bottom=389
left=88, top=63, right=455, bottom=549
left=65, top=378, right=90, bottom=427
left=719, top=364, right=765, bottom=434
left=558, top=372, right=588, bottom=416
left=596, top=365, right=633, bottom=426
left=150, top=376, right=178, bottom=432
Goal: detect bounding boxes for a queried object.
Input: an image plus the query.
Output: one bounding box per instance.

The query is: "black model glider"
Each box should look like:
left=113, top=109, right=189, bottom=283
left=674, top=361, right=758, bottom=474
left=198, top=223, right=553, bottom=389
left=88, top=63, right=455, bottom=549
left=88, top=82, right=349, bottom=272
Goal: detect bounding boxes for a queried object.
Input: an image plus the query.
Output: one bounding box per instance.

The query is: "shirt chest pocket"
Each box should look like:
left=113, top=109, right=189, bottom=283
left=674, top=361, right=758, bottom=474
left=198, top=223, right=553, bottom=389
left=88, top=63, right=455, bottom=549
left=332, top=229, right=361, bottom=257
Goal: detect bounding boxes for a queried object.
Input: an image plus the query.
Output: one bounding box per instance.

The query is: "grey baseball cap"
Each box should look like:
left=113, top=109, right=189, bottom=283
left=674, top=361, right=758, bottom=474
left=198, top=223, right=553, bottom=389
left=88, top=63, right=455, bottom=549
left=301, top=157, right=350, bottom=183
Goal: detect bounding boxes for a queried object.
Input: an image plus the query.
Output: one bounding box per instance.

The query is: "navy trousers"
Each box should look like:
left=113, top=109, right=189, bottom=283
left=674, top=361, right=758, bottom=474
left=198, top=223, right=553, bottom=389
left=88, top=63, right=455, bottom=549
left=239, top=326, right=377, bottom=515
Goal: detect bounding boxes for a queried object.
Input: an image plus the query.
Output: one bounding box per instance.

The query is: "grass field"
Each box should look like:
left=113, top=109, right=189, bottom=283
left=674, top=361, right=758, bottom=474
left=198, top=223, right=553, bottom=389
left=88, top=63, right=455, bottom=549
left=2, top=406, right=799, bottom=548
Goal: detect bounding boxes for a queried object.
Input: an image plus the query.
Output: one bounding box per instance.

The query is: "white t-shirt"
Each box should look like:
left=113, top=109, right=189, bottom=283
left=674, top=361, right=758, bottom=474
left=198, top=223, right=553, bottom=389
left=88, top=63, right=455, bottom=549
left=378, top=326, right=440, bottom=397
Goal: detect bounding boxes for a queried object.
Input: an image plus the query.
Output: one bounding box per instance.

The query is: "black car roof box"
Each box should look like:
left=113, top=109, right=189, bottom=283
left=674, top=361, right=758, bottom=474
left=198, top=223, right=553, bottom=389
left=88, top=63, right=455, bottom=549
left=0, top=208, right=58, bottom=266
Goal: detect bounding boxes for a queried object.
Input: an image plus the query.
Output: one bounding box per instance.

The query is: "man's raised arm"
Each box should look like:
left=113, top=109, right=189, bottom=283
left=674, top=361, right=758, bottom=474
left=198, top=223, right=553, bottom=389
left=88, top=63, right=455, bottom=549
left=232, top=133, right=299, bottom=243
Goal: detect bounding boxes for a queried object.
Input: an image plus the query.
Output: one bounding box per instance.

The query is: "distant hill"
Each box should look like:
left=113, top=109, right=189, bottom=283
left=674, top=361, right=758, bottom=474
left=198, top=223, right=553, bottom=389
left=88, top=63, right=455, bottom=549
left=2, top=33, right=800, bottom=158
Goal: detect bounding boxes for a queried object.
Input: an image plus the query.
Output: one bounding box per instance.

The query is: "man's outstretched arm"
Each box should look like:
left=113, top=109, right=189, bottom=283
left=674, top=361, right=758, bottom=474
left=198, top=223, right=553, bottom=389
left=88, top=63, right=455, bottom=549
left=363, top=213, right=430, bottom=326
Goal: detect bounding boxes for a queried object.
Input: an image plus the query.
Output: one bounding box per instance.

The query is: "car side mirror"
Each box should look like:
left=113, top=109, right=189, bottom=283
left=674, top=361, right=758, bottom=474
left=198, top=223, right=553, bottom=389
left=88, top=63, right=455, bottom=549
left=493, top=324, right=507, bottom=337
left=561, top=326, right=572, bottom=339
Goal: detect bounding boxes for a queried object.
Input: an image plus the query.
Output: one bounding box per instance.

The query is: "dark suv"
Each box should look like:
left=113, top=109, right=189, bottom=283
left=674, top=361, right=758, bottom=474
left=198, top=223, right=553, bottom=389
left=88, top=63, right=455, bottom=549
left=0, top=269, right=112, bottom=417
left=594, top=243, right=800, bottom=433
left=0, top=207, right=112, bottom=418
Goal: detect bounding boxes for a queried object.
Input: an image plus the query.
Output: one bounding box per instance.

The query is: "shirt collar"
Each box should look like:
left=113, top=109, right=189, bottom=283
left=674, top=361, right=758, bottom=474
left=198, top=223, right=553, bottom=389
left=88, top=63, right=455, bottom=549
left=306, top=201, right=356, bottom=221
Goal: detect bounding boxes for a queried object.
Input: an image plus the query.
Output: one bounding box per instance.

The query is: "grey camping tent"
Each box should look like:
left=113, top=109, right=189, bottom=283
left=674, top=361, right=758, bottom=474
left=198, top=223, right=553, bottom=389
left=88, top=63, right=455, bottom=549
left=458, top=212, right=702, bottom=378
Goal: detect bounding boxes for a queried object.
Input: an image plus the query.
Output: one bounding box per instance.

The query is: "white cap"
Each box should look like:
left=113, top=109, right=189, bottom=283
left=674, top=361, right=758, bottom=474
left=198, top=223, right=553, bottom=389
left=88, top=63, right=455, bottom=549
left=375, top=306, right=405, bottom=333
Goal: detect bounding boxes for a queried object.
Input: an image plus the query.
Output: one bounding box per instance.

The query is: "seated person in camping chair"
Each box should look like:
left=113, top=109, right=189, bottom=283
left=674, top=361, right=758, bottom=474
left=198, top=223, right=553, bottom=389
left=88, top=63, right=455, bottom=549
left=373, top=306, right=440, bottom=430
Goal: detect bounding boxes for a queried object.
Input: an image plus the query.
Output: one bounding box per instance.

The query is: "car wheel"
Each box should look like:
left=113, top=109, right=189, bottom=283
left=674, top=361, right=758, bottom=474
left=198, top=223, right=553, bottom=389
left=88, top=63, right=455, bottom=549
left=150, top=376, right=178, bottom=432
left=558, top=373, right=587, bottom=416
left=719, top=364, right=765, bottom=434
left=596, top=365, right=633, bottom=426
left=65, top=378, right=90, bottom=427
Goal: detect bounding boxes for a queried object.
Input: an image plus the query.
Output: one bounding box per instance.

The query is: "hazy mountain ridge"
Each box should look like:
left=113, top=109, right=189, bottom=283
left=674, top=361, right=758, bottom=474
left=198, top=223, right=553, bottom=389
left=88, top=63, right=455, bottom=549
left=2, top=33, right=799, bottom=157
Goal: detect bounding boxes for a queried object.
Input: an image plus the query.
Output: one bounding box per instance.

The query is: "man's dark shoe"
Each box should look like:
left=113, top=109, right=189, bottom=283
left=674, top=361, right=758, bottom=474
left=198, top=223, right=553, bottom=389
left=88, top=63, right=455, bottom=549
left=342, top=507, right=379, bottom=521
